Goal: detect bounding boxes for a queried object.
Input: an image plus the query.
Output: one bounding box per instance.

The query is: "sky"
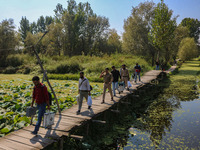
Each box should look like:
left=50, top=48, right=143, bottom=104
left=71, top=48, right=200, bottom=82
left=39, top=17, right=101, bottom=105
left=0, top=0, right=200, bottom=35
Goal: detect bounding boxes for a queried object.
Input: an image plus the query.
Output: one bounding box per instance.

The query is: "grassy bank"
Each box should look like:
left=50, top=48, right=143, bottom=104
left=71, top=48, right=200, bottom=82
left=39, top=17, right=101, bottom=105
left=166, top=58, right=200, bottom=101
left=1, top=54, right=153, bottom=82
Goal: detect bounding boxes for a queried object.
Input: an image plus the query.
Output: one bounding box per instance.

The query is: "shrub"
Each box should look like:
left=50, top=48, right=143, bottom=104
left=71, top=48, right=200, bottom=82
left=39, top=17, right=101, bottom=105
left=46, top=61, right=83, bottom=74
left=23, top=66, right=31, bottom=74
left=6, top=55, right=23, bottom=67
left=3, top=66, right=17, bottom=74
left=48, top=74, right=103, bottom=82
left=178, top=37, right=198, bottom=61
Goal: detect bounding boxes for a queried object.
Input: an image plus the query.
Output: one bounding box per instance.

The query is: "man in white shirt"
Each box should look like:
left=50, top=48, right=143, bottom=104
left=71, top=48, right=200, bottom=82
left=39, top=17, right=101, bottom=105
left=77, top=71, right=91, bottom=115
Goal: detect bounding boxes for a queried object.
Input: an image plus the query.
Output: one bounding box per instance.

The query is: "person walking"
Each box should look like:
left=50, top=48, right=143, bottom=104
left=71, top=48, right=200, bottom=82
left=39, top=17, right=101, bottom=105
left=100, top=68, right=114, bottom=104
left=111, top=66, right=121, bottom=96
left=121, top=64, right=130, bottom=90
left=134, top=63, right=141, bottom=83
left=77, top=71, right=91, bottom=115
left=156, top=61, right=159, bottom=70
left=31, top=76, right=50, bottom=135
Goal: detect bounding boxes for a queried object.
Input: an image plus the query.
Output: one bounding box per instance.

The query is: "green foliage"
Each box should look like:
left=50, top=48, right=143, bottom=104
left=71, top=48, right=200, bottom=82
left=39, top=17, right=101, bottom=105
left=37, top=16, right=46, bottom=33
left=107, top=29, right=122, bottom=54
left=169, top=25, right=190, bottom=58
left=180, top=17, right=200, bottom=42
left=0, top=19, right=18, bottom=67
left=178, top=37, right=198, bottom=61
left=1, top=53, right=152, bottom=79
left=19, top=16, right=30, bottom=42
left=3, top=66, right=17, bottom=74
left=6, top=54, right=24, bottom=67
left=149, top=0, right=177, bottom=63
left=123, top=1, right=156, bottom=66
left=0, top=74, right=104, bottom=135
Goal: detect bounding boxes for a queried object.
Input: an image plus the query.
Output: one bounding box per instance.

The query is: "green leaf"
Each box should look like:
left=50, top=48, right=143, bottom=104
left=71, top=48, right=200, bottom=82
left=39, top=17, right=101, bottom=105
left=1, top=125, right=13, bottom=134
left=15, top=104, right=21, bottom=110
left=16, top=121, right=26, bottom=129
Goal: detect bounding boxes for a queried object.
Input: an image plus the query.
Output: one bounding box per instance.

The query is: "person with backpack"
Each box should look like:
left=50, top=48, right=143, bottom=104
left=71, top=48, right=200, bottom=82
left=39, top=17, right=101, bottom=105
left=134, top=63, right=141, bottom=83
left=31, top=76, right=50, bottom=135
left=100, top=68, right=114, bottom=104
left=77, top=71, right=91, bottom=115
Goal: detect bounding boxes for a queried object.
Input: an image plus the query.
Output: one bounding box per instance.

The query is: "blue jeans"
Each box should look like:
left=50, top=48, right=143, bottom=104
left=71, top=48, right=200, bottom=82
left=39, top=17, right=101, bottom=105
left=112, top=82, right=119, bottom=96
left=135, top=72, right=141, bottom=82
left=156, top=65, right=159, bottom=70
left=34, top=103, right=46, bottom=133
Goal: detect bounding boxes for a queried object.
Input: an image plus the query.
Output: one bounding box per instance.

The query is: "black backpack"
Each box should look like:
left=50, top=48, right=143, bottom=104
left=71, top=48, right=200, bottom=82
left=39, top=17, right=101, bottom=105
left=34, top=84, right=52, bottom=105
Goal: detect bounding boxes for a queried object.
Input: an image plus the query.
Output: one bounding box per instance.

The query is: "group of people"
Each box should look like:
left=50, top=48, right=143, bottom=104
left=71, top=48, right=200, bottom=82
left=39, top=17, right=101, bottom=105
left=77, top=63, right=142, bottom=114
left=30, top=63, right=142, bottom=135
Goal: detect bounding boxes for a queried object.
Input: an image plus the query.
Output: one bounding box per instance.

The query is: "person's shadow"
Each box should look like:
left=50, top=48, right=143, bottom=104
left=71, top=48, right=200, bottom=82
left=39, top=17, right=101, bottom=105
left=30, top=113, right=62, bottom=143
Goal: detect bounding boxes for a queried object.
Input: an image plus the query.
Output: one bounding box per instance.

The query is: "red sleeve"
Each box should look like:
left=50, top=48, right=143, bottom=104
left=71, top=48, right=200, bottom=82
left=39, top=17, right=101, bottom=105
left=44, top=86, right=49, bottom=103
left=32, top=87, right=35, bottom=99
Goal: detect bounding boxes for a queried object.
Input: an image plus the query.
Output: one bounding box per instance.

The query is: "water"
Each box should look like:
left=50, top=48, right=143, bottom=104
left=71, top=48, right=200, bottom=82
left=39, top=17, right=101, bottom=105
left=124, top=98, right=200, bottom=150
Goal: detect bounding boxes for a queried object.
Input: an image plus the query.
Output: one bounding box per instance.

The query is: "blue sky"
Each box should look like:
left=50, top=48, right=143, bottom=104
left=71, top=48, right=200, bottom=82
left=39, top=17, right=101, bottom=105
left=0, top=0, right=200, bottom=35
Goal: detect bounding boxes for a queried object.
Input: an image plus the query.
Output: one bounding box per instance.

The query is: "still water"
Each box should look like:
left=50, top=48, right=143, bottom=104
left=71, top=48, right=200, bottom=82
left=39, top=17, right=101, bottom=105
left=124, top=98, right=200, bottom=149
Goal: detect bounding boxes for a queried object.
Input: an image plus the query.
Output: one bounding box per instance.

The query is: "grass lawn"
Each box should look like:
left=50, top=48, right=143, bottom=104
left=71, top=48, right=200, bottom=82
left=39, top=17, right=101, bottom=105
left=166, top=58, right=200, bottom=101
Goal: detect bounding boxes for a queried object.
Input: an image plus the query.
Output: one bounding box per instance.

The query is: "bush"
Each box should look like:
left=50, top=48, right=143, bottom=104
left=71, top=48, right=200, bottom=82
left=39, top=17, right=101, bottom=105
left=48, top=74, right=103, bottom=82
left=6, top=55, right=24, bottom=67
left=178, top=37, right=198, bottom=61
left=46, top=61, right=83, bottom=74
left=3, top=66, right=17, bottom=74
left=24, top=66, right=31, bottom=74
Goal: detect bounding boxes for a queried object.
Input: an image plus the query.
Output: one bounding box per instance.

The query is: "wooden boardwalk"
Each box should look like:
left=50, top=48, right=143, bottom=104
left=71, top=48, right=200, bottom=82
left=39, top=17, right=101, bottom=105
left=0, top=69, right=175, bottom=150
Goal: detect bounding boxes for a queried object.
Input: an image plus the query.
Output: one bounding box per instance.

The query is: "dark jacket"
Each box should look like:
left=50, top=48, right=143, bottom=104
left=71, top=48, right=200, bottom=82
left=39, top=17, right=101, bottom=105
left=111, top=70, right=121, bottom=82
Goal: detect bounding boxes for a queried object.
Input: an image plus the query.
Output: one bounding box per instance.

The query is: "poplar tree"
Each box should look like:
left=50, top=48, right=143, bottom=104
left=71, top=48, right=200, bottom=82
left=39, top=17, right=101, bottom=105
left=149, top=0, right=177, bottom=63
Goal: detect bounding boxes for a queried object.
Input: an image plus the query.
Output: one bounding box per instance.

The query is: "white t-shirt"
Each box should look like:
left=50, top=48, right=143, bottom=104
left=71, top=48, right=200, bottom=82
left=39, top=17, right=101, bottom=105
left=78, top=77, right=90, bottom=91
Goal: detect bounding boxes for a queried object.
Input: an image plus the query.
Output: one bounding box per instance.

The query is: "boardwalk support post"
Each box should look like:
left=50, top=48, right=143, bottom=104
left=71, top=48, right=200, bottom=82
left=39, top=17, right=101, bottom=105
left=59, top=136, right=64, bottom=150
left=32, top=31, right=61, bottom=113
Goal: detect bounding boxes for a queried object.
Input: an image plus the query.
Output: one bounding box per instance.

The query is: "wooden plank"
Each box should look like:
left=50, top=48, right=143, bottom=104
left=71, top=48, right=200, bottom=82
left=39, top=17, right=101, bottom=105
left=0, top=144, right=14, bottom=150
left=0, top=139, right=38, bottom=150
left=12, top=129, right=54, bottom=141
left=54, top=114, right=85, bottom=122
left=4, top=134, right=53, bottom=149
left=69, top=135, right=83, bottom=140
left=59, top=113, right=91, bottom=120
left=22, top=126, right=69, bottom=139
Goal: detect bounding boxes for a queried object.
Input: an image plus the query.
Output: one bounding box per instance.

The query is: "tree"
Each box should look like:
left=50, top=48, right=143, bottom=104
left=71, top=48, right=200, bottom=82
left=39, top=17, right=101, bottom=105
left=149, top=0, right=177, bottom=63
left=44, top=23, right=64, bottom=56
left=30, top=21, right=37, bottom=34
left=19, top=17, right=30, bottom=42
left=0, top=19, right=18, bottom=67
left=54, top=3, right=65, bottom=23
left=61, top=0, right=109, bottom=56
left=37, top=16, right=46, bottom=33
left=45, top=16, right=54, bottom=26
left=107, top=29, right=122, bottom=54
left=170, top=25, right=190, bottom=58
left=24, top=32, right=48, bottom=55
left=180, top=18, right=200, bottom=42
left=122, top=1, right=156, bottom=66
left=178, top=37, right=198, bottom=61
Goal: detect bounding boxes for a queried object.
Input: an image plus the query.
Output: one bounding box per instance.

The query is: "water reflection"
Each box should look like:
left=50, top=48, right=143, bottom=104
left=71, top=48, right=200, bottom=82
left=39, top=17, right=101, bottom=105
left=137, top=96, right=181, bottom=149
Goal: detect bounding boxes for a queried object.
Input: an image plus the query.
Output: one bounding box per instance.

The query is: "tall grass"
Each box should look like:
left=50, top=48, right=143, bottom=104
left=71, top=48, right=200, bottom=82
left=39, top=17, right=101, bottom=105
left=1, top=54, right=153, bottom=81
